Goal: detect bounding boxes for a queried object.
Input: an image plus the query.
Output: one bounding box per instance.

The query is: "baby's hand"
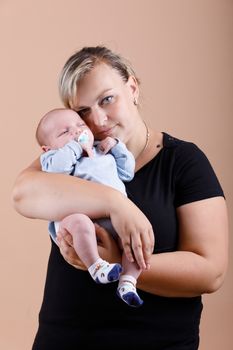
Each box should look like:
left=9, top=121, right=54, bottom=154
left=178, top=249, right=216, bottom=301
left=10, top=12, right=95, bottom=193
left=98, top=137, right=117, bottom=154
left=75, top=131, right=93, bottom=158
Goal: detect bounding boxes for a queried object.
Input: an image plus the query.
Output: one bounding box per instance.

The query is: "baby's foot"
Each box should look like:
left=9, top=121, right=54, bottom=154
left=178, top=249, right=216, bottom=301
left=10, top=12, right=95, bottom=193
left=117, top=278, right=143, bottom=308
left=88, top=259, right=122, bottom=284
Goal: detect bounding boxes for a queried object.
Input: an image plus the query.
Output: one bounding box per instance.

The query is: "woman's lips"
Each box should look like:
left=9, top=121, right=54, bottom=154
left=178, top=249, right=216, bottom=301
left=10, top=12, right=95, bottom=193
left=97, top=125, right=117, bottom=138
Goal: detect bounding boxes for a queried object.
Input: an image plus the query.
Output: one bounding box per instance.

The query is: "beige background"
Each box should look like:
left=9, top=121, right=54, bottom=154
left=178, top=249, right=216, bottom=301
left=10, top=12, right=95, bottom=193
left=1, top=0, right=232, bottom=349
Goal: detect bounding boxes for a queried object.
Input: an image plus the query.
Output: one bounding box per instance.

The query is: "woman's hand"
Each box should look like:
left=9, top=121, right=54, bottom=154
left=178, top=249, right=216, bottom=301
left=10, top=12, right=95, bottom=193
left=56, top=227, right=86, bottom=270
left=94, top=223, right=122, bottom=263
left=110, top=193, right=154, bottom=270
left=57, top=223, right=121, bottom=270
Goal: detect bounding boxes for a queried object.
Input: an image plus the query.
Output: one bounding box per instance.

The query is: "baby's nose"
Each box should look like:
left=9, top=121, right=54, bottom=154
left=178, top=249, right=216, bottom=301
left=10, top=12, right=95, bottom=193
left=71, top=128, right=79, bottom=136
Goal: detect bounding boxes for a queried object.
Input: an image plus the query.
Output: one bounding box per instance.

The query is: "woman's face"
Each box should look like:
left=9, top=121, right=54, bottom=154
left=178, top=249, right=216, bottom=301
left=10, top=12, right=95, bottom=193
left=72, top=63, right=139, bottom=144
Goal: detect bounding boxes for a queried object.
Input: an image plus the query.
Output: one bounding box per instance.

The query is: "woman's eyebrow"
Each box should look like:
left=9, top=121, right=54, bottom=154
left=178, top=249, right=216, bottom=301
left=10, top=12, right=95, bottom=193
left=97, top=88, right=113, bottom=99
left=76, top=106, right=89, bottom=111
left=76, top=88, right=113, bottom=110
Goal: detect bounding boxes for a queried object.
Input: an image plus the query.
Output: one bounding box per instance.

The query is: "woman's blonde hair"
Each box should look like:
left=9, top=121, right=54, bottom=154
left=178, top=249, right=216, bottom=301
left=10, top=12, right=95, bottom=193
left=59, top=46, right=140, bottom=109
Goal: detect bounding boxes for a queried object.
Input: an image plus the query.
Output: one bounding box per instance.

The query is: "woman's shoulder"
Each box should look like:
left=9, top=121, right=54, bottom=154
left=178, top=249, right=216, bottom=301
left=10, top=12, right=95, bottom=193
left=162, top=132, right=198, bottom=151
left=162, top=132, right=208, bottom=163
left=161, top=132, right=224, bottom=206
left=162, top=131, right=215, bottom=175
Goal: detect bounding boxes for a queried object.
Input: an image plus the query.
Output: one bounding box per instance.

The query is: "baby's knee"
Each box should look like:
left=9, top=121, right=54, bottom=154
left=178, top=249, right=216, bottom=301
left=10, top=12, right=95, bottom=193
left=62, top=213, right=94, bottom=232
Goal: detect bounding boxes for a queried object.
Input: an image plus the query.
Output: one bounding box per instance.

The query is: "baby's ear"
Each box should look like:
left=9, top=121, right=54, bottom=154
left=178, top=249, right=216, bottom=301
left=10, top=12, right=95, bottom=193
left=41, top=145, right=50, bottom=152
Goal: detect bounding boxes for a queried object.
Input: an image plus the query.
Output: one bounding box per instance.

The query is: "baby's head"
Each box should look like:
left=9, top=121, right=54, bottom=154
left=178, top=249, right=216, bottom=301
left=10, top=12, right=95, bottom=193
left=36, top=108, right=94, bottom=151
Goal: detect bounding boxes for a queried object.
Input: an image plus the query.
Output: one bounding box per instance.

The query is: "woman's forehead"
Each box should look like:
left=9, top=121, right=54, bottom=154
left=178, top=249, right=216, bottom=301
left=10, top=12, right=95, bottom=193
left=73, top=63, right=123, bottom=108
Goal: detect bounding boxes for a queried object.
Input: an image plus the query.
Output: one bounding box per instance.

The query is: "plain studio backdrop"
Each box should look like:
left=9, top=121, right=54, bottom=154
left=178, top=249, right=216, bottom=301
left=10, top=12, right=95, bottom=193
left=1, top=1, right=232, bottom=349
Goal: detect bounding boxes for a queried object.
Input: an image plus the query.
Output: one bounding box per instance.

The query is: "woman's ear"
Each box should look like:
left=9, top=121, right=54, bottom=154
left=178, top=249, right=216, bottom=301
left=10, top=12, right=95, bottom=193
left=126, top=75, right=139, bottom=103
left=42, top=145, right=50, bottom=152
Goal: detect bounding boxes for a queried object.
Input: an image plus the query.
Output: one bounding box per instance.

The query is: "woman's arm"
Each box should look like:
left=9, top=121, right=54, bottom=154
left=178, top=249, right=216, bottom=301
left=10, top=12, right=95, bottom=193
left=12, top=159, right=154, bottom=269
left=59, top=196, right=228, bottom=297
left=12, top=158, right=113, bottom=221
left=137, top=196, right=229, bottom=297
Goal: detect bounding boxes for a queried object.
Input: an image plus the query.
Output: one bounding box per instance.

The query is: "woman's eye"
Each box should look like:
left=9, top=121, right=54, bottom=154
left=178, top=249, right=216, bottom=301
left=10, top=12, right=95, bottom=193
left=101, top=95, right=114, bottom=105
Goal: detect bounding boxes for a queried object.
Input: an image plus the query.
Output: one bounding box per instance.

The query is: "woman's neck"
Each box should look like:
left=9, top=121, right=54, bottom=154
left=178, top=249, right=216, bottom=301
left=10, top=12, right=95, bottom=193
left=134, top=127, right=163, bottom=172
left=127, top=120, right=149, bottom=158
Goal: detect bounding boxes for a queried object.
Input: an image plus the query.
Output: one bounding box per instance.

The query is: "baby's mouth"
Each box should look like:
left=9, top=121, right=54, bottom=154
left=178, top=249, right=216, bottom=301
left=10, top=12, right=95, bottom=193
left=77, top=130, right=89, bottom=144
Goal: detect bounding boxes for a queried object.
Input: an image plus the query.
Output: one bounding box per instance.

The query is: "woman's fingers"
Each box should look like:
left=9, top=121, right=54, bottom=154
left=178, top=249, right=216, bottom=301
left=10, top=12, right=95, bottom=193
left=148, top=226, right=155, bottom=253
left=140, top=229, right=154, bottom=269
left=57, top=227, right=73, bottom=246
left=57, top=235, right=76, bottom=264
left=122, top=229, right=154, bottom=270
left=130, top=234, right=147, bottom=270
left=56, top=231, right=87, bottom=270
left=121, top=240, right=135, bottom=264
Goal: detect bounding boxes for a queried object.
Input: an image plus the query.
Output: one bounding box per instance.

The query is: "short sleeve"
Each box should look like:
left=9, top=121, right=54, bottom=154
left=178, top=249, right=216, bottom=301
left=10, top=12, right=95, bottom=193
left=174, top=142, right=224, bottom=207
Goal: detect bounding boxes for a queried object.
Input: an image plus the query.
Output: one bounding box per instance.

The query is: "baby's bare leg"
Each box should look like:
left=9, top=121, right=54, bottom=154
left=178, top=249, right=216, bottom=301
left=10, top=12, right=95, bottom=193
left=60, top=213, right=99, bottom=267
left=121, top=252, right=142, bottom=280
left=59, top=213, right=122, bottom=283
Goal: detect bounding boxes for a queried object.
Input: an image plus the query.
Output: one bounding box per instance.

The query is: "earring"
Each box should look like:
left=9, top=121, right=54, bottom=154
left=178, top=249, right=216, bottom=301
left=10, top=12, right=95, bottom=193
left=133, top=97, right=138, bottom=106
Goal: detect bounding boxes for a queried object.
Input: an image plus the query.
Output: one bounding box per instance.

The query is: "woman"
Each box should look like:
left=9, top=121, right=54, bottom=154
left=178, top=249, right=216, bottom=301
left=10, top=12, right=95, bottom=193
left=13, top=46, right=228, bottom=349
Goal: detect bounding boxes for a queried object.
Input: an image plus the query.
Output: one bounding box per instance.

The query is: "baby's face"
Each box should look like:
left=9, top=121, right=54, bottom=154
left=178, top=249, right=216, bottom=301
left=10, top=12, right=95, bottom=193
left=44, top=110, right=94, bottom=150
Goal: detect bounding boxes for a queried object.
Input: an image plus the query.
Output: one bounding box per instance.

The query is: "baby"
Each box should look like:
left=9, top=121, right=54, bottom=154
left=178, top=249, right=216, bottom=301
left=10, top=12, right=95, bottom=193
left=36, top=108, right=144, bottom=307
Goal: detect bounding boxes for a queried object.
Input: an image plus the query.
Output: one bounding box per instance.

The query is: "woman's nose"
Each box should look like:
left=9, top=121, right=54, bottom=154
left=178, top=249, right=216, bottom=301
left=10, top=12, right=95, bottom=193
left=91, top=107, right=107, bottom=127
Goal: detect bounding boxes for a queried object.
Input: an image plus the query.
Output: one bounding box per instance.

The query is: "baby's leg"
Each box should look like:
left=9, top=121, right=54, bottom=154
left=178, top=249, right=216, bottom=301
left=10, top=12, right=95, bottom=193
left=117, top=251, right=143, bottom=307
left=59, top=213, right=122, bottom=284
left=60, top=213, right=98, bottom=266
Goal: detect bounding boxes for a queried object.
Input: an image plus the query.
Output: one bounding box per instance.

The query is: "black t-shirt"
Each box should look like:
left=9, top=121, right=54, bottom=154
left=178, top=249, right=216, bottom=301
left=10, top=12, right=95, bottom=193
left=32, top=133, right=224, bottom=350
